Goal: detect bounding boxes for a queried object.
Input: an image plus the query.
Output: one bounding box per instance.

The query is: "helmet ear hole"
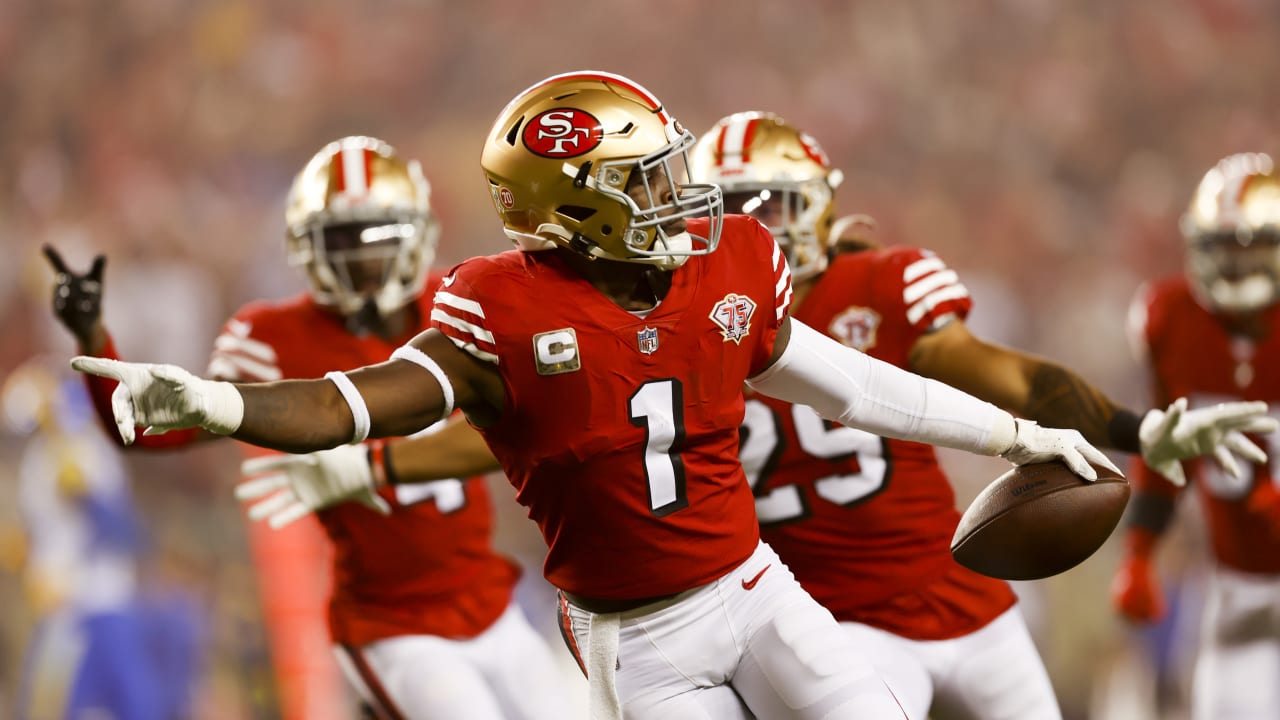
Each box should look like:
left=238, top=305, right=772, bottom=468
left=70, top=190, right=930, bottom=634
left=556, top=205, right=598, bottom=222
left=504, top=118, right=524, bottom=146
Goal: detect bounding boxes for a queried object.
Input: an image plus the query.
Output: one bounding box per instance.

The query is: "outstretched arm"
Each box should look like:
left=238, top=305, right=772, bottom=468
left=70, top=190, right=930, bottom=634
left=908, top=320, right=1135, bottom=449
left=909, top=319, right=1275, bottom=485
left=73, top=328, right=504, bottom=454
left=746, top=317, right=1118, bottom=479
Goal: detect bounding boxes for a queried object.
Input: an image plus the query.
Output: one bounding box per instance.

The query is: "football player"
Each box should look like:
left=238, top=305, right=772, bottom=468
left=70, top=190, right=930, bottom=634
left=252, top=113, right=1278, bottom=720
left=76, top=71, right=1142, bottom=720
left=1111, top=152, right=1280, bottom=720
left=6, top=358, right=199, bottom=720
left=45, top=137, right=571, bottom=720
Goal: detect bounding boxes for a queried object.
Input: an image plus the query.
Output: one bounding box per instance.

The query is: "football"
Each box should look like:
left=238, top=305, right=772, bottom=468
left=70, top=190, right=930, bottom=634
left=950, top=461, right=1129, bottom=581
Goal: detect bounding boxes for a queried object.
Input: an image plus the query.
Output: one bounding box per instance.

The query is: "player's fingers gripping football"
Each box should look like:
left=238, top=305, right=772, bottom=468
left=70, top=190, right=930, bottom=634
left=1000, top=419, right=1120, bottom=481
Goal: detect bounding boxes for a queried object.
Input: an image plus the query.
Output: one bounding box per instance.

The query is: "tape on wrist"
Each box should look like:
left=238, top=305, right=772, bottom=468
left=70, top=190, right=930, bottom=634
left=324, top=371, right=371, bottom=444
left=391, top=344, right=455, bottom=422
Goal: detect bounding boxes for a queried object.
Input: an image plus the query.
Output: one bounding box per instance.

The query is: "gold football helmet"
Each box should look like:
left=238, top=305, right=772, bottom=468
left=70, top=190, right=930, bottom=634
left=480, top=71, right=723, bottom=269
left=285, top=136, right=440, bottom=319
left=690, top=111, right=844, bottom=281
left=1182, top=152, right=1280, bottom=313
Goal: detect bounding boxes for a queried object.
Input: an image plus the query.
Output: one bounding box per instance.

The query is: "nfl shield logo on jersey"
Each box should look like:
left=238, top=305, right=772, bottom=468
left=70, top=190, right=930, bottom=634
left=637, top=327, right=659, bottom=355
left=710, top=293, right=757, bottom=345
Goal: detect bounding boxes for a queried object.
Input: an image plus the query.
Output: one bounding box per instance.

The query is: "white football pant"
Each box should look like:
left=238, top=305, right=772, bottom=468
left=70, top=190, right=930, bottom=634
left=334, top=600, right=573, bottom=719
left=1192, top=565, right=1280, bottom=720
left=839, top=605, right=1062, bottom=720
left=559, top=541, right=906, bottom=719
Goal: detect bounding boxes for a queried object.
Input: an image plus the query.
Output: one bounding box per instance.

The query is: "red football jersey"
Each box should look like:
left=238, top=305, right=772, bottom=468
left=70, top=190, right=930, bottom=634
left=747, top=247, right=1016, bottom=639
left=207, top=272, right=520, bottom=644
left=1130, top=276, right=1280, bottom=574
left=431, top=216, right=790, bottom=600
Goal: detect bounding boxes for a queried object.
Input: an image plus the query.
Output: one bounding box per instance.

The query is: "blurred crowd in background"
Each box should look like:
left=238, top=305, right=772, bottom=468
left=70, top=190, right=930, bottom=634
left=2, top=0, right=1278, bottom=718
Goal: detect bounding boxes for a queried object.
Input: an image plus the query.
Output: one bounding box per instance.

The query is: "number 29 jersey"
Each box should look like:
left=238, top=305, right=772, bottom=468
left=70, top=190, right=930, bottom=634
left=431, top=216, right=791, bottom=601
left=743, top=247, right=1016, bottom=637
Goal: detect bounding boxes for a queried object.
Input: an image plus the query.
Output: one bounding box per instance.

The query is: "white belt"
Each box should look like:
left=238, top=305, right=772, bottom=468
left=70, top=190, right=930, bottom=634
left=587, top=611, right=623, bottom=720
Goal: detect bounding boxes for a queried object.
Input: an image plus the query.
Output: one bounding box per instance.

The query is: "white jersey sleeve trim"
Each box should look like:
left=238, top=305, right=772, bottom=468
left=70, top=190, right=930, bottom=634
left=906, top=284, right=970, bottom=325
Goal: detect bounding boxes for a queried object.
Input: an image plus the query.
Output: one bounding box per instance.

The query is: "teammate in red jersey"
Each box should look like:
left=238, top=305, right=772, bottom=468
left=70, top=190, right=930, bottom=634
left=46, top=137, right=571, bottom=720
left=301, top=112, right=1274, bottom=719
left=1111, top=152, right=1280, bottom=720
left=75, top=72, right=1144, bottom=720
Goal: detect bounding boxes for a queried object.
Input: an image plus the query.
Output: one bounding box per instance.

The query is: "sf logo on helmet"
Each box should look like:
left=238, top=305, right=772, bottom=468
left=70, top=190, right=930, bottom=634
left=524, top=109, right=603, bottom=158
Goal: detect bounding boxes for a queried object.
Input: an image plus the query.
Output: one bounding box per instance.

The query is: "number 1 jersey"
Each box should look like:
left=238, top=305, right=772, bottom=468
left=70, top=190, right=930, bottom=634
left=431, top=216, right=791, bottom=600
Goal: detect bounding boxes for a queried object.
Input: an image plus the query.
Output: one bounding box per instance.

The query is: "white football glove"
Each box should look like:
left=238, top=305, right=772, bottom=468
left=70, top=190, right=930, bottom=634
left=236, top=445, right=390, bottom=529
left=70, top=356, right=243, bottom=444
left=1139, top=397, right=1277, bottom=487
left=1001, top=419, right=1122, bottom=481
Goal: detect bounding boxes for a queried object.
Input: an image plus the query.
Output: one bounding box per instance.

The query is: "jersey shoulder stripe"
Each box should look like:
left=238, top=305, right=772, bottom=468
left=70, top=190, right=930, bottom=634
left=431, top=286, right=500, bottom=364
left=900, top=252, right=970, bottom=328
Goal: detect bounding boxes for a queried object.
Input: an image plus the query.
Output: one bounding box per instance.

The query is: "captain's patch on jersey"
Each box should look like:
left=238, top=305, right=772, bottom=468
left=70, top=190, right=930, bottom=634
left=829, top=306, right=881, bottom=352
left=710, top=293, right=757, bottom=344
left=637, top=326, right=659, bottom=355
left=533, top=328, right=581, bottom=375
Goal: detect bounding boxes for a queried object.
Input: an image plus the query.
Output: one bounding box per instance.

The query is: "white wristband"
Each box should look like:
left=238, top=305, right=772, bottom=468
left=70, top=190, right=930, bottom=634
left=325, top=371, right=371, bottom=444
left=391, top=344, right=455, bottom=422
left=202, top=380, right=245, bottom=435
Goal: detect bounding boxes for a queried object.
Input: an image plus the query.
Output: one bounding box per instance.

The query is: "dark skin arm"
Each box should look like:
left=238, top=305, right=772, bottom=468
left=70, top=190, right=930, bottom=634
left=907, top=319, right=1141, bottom=453
left=230, top=328, right=506, bottom=453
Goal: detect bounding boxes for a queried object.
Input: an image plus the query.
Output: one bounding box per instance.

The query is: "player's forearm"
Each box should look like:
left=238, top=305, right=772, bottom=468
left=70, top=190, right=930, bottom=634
left=385, top=419, right=502, bottom=483
left=231, top=380, right=357, bottom=453
left=748, top=319, right=1015, bottom=456
left=1021, top=361, right=1141, bottom=454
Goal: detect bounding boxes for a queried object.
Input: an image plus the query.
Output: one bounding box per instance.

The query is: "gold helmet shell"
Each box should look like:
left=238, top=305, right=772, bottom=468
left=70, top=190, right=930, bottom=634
left=481, top=71, right=723, bottom=269
left=285, top=136, right=440, bottom=317
left=691, top=111, right=843, bottom=281
left=1182, top=153, right=1280, bottom=313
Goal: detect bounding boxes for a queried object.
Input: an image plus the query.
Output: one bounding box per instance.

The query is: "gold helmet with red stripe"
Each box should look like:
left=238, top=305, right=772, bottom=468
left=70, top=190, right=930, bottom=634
left=1182, top=152, right=1280, bottom=313
left=690, top=112, right=843, bottom=281
left=285, top=136, right=440, bottom=319
left=481, top=71, right=723, bottom=270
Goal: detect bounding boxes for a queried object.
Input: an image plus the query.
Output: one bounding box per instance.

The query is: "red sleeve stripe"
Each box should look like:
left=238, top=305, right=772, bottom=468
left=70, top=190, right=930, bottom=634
left=772, top=240, right=793, bottom=320
left=212, top=333, right=277, bottom=364
left=431, top=291, right=499, bottom=364
left=207, top=352, right=282, bottom=382
left=906, top=285, right=970, bottom=325
left=903, top=269, right=961, bottom=305
left=903, top=256, right=946, bottom=283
